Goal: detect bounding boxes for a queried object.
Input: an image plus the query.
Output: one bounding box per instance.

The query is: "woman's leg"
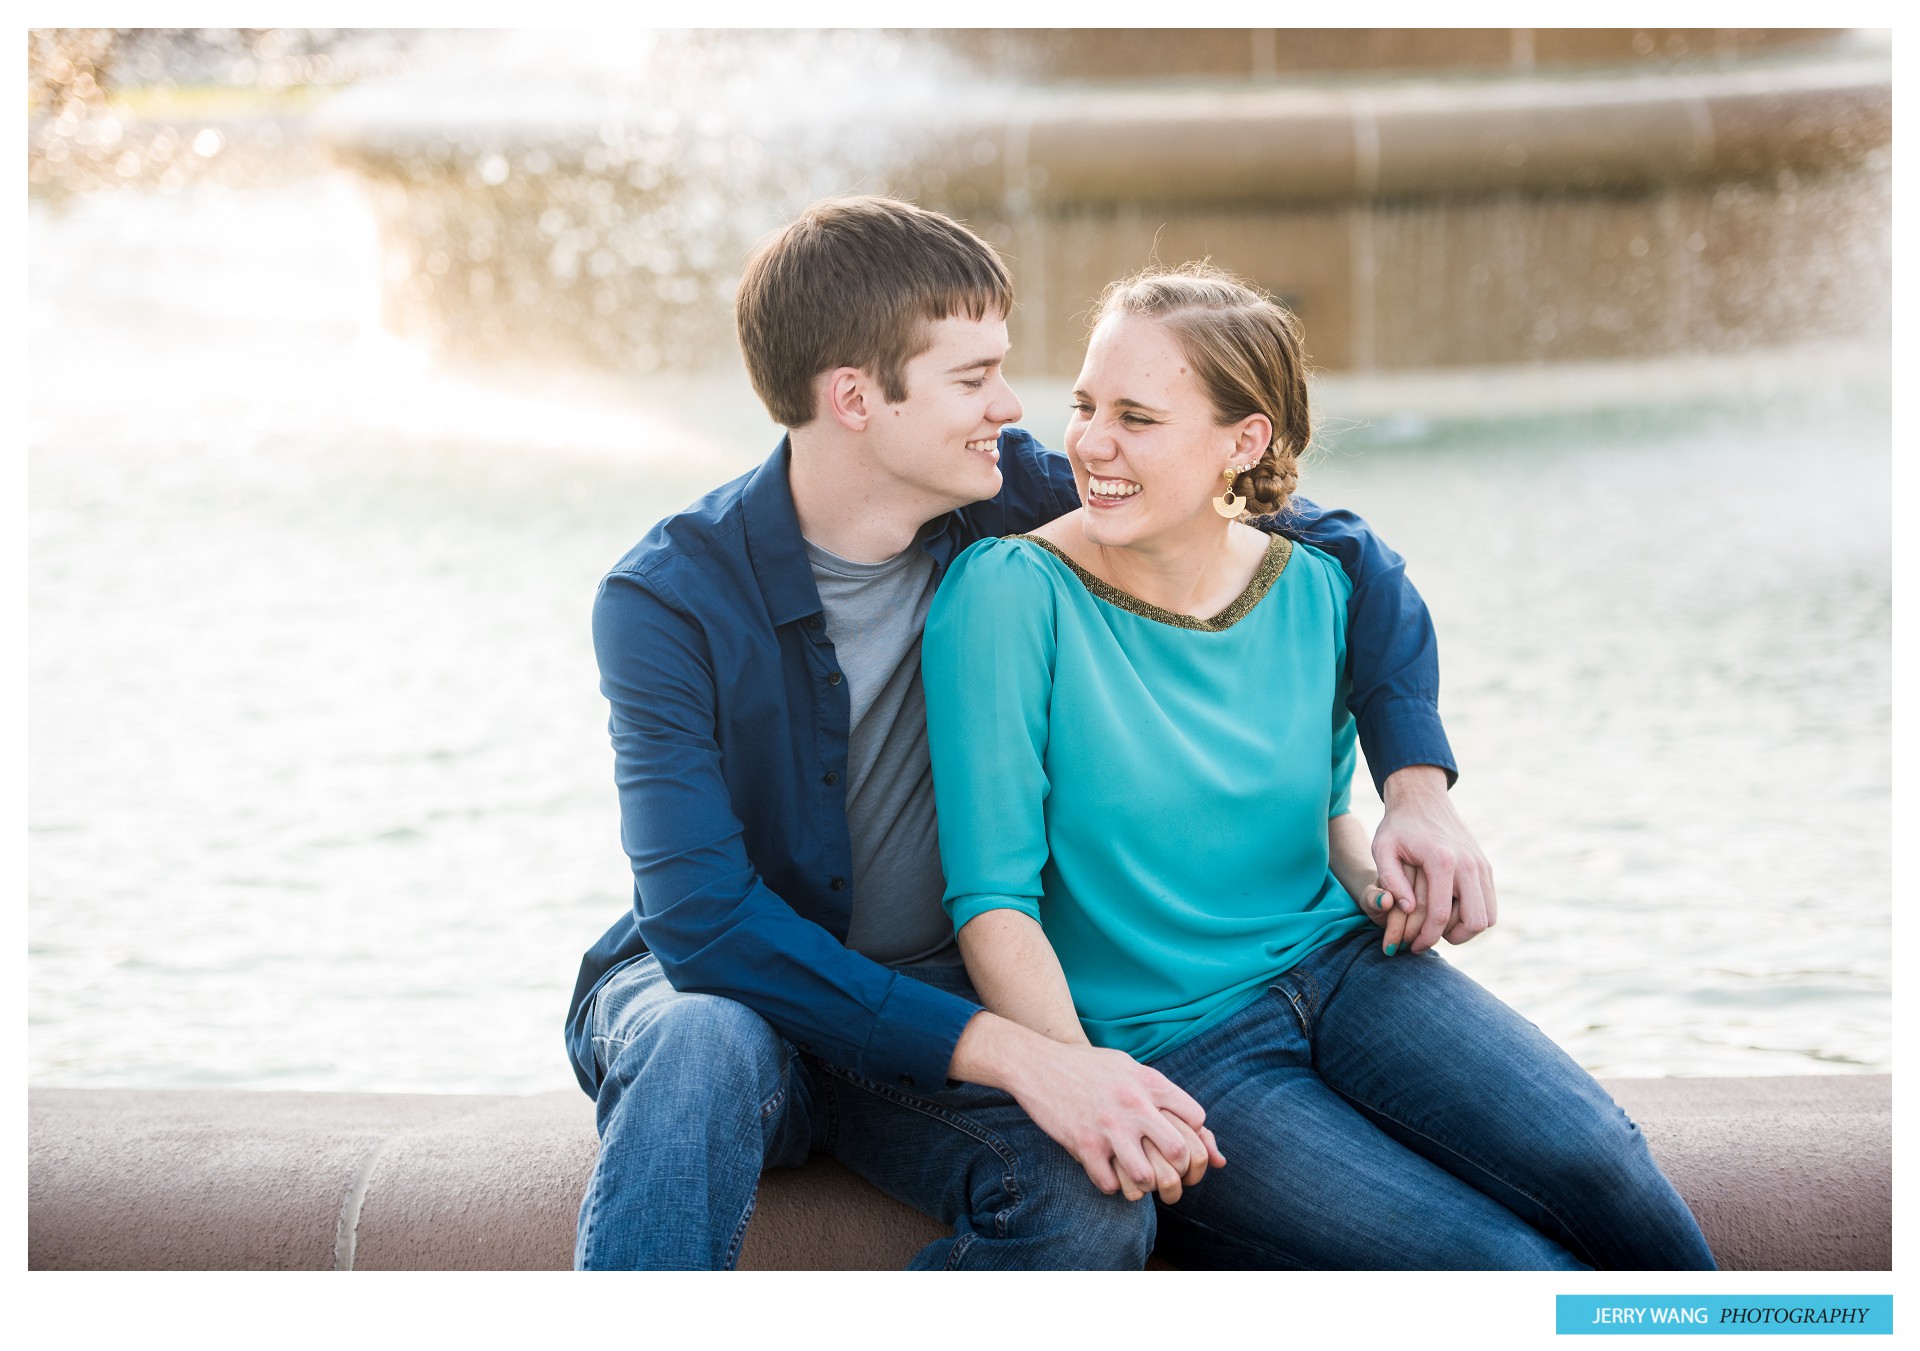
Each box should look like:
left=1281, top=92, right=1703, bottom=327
left=1149, top=985, right=1587, bottom=1270
left=1304, top=931, right=1717, bottom=1270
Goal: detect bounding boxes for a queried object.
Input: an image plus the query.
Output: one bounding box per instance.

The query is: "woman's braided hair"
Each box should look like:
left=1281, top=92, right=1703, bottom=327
left=1093, top=262, right=1310, bottom=518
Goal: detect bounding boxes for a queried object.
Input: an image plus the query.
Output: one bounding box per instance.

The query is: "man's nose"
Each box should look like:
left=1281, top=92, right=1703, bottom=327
left=990, top=374, right=1023, bottom=425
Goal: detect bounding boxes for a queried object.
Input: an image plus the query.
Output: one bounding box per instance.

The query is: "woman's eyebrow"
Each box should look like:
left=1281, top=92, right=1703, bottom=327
left=1073, top=391, right=1169, bottom=416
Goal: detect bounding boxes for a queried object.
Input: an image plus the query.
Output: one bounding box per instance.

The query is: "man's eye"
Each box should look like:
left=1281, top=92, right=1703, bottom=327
left=1069, top=402, right=1091, bottom=414
left=960, top=378, right=986, bottom=389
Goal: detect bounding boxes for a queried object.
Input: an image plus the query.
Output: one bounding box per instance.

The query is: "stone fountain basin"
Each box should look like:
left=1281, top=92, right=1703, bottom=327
left=28, top=1076, right=1891, bottom=1270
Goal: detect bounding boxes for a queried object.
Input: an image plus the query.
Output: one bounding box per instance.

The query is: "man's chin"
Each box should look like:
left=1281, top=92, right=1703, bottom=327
left=957, top=464, right=1003, bottom=506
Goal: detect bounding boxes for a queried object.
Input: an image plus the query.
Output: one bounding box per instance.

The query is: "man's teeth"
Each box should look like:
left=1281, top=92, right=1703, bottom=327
left=966, top=438, right=998, bottom=452
left=1088, top=478, right=1141, bottom=498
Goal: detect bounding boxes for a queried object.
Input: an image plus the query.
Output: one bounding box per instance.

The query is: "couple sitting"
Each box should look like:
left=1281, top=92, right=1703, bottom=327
left=565, top=195, right=1714, bottom=1271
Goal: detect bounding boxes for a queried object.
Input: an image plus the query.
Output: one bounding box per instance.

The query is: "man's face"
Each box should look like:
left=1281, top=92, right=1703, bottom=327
left=862, top=312, right=1023, bottom=515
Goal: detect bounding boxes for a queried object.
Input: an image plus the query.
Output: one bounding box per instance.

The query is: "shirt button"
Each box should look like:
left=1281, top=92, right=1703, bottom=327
left=804, top=616, right=820, bottom=629
left=898, top=1075, right=916, bottom=1088
left=823, top=771, right=839, bottom=785
left=827, top=671, right=842, bottom=685
left=829, top=876, right=846, bottom=891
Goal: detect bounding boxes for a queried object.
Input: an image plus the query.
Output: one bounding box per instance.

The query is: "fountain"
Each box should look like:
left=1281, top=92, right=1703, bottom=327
left=308, top=28, right=1891, bottom=378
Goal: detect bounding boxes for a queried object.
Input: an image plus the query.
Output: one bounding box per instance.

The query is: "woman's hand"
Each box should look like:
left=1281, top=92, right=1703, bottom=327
left=1126, top=1110, right=1228, bottom=1204
left=1362, top=881, right=1431, bottom=957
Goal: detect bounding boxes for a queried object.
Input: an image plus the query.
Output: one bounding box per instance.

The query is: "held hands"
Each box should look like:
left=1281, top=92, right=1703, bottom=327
left=1008, top=1036, right=1225, bottom=1205
left=1359, top=873, right=1434, bottom=958
left=1372, top=765, right=1497, bottom=955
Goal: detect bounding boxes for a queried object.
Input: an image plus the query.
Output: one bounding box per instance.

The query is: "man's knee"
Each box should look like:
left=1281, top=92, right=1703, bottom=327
left=597, top=988, right=790, bottom=1117
left=1008, top=1158, right=1157, bottom=1269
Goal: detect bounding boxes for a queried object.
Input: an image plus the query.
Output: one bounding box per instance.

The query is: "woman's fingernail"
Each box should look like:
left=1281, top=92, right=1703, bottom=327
left=1384, top=943, right=1397, bottom=957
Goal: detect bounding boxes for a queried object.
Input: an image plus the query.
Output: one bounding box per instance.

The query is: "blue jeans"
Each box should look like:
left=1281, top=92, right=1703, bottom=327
left=573, top=954, right=1153, bottom=1270
left=1147, top=928, right=1718, bottom=1270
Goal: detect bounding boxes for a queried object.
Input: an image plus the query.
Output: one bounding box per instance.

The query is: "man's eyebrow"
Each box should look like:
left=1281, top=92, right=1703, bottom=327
left=944, top=352, right=1008, bottom=374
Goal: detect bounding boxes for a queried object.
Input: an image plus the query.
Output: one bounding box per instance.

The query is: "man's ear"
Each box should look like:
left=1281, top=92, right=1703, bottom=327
left=823, top=367, right=872, bottom=433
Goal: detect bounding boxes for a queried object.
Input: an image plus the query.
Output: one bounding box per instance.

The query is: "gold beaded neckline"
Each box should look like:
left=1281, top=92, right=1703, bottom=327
left=1010, top=533, right=1293, bottom=632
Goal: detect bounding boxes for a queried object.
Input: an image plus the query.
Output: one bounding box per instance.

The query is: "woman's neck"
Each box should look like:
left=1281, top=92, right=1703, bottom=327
left=1081, top=518, right=1267, bottom=619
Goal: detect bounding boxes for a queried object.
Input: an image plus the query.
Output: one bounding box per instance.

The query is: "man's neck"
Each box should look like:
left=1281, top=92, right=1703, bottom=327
left=787, top=426, right=946, bottom=564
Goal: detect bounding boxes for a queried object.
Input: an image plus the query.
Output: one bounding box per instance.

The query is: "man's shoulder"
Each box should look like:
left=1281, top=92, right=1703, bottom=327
left=602, top=463, right=757, bottom=592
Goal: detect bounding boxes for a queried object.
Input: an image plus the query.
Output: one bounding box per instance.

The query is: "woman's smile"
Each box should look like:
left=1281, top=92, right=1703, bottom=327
left=1085, top=474, right=1142, bottom=503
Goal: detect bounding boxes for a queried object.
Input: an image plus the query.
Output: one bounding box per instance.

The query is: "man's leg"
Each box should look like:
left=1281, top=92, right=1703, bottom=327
left=573, top=955, right=815, bottom=1270
left=812, top=960, right=1156, bottom=1271
left=1303, top=931, right=1717, bottom=1270
left=1148, top=978, right=1588, bottom=1270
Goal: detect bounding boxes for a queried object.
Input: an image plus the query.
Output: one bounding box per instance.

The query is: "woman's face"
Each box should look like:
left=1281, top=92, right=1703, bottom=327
left=1065, top=313, right=1259, bottom=553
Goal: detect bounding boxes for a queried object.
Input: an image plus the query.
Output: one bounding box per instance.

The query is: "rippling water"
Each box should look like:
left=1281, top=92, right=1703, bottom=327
left=28, top=181, right=1890, bottom=1093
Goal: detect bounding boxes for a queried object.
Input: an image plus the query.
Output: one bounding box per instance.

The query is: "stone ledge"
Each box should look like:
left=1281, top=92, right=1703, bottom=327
left=27, top=1076, right=1890, bottom=1270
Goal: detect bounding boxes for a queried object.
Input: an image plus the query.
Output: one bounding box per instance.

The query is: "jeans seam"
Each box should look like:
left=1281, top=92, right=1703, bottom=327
left=1333, top=1088, right=1602, bottom=1266
left=813, top=1061, right=1026, bottom=1267
left=721, top=1185, right=759, bottom=1270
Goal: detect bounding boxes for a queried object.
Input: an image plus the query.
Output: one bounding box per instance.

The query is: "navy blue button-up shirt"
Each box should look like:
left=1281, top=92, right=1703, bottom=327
left=566, top=429, right=1454, bottom=1096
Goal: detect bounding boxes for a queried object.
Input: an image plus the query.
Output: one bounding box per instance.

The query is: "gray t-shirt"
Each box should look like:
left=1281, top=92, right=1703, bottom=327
left=805, top=537, right=961, bottom=965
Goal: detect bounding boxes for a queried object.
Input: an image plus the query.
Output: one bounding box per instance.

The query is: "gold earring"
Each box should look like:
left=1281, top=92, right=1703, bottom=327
left=1213, top=464, right=1254, bottom=519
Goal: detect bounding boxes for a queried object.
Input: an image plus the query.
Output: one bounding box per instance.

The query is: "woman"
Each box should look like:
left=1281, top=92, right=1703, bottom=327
left=920, top=265, right=1715, bottom=1270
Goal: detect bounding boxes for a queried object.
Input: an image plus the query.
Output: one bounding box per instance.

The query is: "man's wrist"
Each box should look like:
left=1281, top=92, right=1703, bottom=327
left=1383, top=763, right=1450, bottom=806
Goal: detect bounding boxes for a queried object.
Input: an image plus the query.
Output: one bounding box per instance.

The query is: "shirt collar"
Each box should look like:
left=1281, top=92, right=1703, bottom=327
left=741, top=435, right=825, bottom=628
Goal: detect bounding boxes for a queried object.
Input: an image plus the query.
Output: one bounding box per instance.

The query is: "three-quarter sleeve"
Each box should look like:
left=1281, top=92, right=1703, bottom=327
left=921, top=540, right=1058, bottom=934
left=1329, top=685, right=1358, bottom=819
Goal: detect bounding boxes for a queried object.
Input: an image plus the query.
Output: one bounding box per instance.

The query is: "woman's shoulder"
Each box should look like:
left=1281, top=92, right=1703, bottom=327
left=942, top=534, right=1070, bottom=602
left=1282, top=536, right=1356, bottom=602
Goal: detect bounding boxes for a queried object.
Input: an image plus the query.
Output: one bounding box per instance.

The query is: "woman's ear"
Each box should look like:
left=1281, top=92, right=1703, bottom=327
left=823, top=367, right=872, bottom=432
left=1231, top=413, right=1274, bottom=467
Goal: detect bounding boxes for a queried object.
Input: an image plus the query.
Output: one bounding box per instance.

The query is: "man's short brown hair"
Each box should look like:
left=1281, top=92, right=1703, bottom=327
left=735, top=196, right=1014, bottom=428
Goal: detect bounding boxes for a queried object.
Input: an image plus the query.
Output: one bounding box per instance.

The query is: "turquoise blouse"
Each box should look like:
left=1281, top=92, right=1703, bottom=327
left=922, top=533, right=1371, bottom=1062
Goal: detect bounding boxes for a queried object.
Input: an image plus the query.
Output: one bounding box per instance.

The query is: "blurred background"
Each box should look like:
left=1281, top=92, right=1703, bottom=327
left=28, top=28, right=1890, bottom=1095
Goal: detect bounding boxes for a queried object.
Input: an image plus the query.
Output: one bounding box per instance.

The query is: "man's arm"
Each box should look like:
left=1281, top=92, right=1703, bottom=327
left=1269, top=499, right=1497, bottom=952
left=1375, top=765, right=1495, bottom=954
left=594, top=571, right=976, bottom=1090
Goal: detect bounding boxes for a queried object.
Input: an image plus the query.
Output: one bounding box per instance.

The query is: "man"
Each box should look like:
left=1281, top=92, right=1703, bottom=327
left=567, top=196, right=1494, bottom=1269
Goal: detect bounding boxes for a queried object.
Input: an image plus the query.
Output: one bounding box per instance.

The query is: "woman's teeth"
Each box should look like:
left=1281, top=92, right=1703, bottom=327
left=1088, top=477, right=1141, bottom=499
left=966, top=438, right=999, bottom=453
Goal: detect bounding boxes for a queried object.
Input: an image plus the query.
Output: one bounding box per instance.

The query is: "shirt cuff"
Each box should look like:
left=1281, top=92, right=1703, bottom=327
left=859, top=970, right=982, bottom=1092
left=1359, top=696, right=1458, bottom=794
left=946, top=892, right=1042, bottom=932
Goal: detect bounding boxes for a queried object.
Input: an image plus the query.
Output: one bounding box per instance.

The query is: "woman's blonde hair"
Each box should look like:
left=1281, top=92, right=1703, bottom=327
left=1093, top=262, right=1310, bottom=517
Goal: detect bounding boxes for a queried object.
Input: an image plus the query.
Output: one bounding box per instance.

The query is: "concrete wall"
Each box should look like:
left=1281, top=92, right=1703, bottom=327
left=29, top=1075, right=1890, bottom=1271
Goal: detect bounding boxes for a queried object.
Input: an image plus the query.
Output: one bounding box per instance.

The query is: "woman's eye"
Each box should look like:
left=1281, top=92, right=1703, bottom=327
left=1121, top=414, right=1150, bottom=426
left=1069, top=402, right=1091, bottom=415
left=960, top=378, right=985, bottom=390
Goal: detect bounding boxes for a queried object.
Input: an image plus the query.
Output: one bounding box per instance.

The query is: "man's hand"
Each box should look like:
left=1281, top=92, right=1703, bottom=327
left=1374, top=765, right=1495, bottom=955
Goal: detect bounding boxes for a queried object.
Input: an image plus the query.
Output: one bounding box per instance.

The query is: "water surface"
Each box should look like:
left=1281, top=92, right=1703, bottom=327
left=29, top=181, right=1890, bottom=1092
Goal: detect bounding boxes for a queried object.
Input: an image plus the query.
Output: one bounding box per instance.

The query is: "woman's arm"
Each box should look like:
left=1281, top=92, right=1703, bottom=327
left=1331, top=810, right=1430, bottom=956
left=958, top=911, right=1222, bottom=1201
left=1328, top=810, right=1379, bottom=912
left=957, top=910, right=1089, bottom=1047
left=923, top=541, right=1221, bottom=1201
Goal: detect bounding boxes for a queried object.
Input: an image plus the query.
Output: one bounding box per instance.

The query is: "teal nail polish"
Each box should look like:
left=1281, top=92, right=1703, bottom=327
left=1384, top=943, right=1397, bottom=957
